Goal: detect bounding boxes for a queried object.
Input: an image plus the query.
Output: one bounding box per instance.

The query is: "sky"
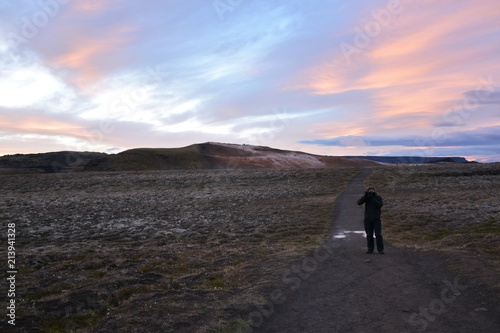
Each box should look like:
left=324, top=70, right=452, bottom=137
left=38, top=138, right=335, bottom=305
left=0, top=0, right=499, bottom=162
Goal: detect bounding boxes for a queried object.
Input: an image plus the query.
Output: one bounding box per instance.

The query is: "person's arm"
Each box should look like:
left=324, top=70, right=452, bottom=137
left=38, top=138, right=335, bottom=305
left=373, top=194, right=383, bottom=208
left=357, top=193, right=367, bottom=205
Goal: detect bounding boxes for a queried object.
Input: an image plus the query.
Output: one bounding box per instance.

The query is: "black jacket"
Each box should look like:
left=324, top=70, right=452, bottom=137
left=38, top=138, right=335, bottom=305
left=357, top=192, right=383, bottom=219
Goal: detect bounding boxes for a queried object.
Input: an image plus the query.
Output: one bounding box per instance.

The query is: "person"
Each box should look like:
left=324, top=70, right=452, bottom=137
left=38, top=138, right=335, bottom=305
left=357, top=186, right=384, bottom=254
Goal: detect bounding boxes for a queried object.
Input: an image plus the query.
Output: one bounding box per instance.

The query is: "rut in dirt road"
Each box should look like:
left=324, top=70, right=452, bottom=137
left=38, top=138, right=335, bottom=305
left=256, top=168, right=500, bottom=333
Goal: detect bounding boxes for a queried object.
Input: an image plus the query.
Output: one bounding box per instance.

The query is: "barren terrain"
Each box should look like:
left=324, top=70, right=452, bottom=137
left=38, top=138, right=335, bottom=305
left=258, top=166, right=500, bottom=333
left=1, top=168, right=357, bottom=332
left=1, top=163, right=498, bottom=332
left=368, top=163, right=500, bottom=294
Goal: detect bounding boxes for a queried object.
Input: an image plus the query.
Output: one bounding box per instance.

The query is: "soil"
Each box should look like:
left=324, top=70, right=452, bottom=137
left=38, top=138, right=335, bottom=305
left=1, top=167, right=498, bottom=332
left=0, top=168, right=357, bottom=332
left=255, top=169, right=500, bottom=333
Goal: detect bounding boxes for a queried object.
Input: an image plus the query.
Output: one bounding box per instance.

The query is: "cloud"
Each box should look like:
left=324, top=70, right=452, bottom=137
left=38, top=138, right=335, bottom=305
left=0, top=47, right=77, bottom=109
left=290, top=0, right=500, bottom=131
left=0, top=107, right=97, bottom=142
left=0, top=1, right=499, bottom=161
left=48, top=24, right=138, bottom=89
left=300, top=126, right=500, bottom=148
left=463, top=90, right=500, bottom=105
left=75, top=0, right=117, bottom=13
left=433, top=121, right=466, bottom=128
left=0, top=133, right=93, bottom=155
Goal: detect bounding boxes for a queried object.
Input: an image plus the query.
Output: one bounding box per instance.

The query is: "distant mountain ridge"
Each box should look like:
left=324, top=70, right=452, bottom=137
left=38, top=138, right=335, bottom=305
left=344, top=156, right=471, bottom=164
left=0, top=142, right=471, bottom=174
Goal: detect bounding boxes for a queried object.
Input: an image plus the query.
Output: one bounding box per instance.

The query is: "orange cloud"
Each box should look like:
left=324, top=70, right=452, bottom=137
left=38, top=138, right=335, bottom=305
left=308, top=121, right=370, bottom=139
left=51, top=24, right=137, bottom=89
left=0, top=114, right=88, bottom=138
left=76, top=0, right=117, bottom=13
left=292, top=0, right=500, bottom=134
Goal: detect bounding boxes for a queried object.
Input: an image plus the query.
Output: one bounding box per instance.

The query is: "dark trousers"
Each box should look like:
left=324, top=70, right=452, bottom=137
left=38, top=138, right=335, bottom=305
left=364, top=218, right=384, bottom=252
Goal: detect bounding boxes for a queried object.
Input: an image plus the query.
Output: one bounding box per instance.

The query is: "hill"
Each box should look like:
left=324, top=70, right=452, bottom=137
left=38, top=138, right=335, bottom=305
left=0, top=142, right=472, bottom=174
left=0, top=151, right=107, bottom=174
left=84, top=142, right=378, bottom=171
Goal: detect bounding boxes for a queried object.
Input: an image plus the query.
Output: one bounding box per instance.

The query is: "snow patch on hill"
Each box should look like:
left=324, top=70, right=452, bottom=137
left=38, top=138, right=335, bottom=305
left=210, top=142, right=326, bottom=168
left=259, top=152, right=325, bottom=168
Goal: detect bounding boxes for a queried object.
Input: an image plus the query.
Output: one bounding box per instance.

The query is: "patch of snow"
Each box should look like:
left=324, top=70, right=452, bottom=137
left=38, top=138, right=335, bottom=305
left=261, top=152, right=325, bottom=168
left=212, top=142, right=259, bottom=154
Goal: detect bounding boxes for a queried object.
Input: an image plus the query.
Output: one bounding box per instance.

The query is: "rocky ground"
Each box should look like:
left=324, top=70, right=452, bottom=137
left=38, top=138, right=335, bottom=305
left=0, top=168, right=357, bottom=332
left=258, top=167, right=500, bottom=333
left=368, top=163, right=500, bottom=294
left=1, top=164, right=498, bottom=332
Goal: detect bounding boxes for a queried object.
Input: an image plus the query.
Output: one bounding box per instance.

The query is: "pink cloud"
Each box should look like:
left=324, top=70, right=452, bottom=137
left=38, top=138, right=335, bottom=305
left=0, top=113, right=89, bottom=139
left=36, top=1, right=138, bottom=90
left=75, top=0, right=118, bottom=13
left=292, top=0, right=500, bottom=135
left=51, top=25, right=136, bottom=89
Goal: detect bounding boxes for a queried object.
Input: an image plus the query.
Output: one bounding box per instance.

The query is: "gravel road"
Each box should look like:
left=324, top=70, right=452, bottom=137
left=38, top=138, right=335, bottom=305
left=257, top=169, right=500, bottom=333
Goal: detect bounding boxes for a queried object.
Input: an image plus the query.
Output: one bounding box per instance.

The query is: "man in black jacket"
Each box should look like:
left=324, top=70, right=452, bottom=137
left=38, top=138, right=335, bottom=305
left=357, top=186, right=384, bottom=254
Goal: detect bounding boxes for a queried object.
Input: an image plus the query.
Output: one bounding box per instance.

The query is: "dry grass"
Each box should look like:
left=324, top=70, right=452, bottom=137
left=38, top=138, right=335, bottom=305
left=0, top=168, right=358, bottom=332
left=367, top=163, right=500, bottom=293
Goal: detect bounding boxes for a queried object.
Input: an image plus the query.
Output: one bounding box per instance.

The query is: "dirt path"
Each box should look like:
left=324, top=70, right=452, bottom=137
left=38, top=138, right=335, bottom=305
left=256, top=169, right=499, bottom=333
